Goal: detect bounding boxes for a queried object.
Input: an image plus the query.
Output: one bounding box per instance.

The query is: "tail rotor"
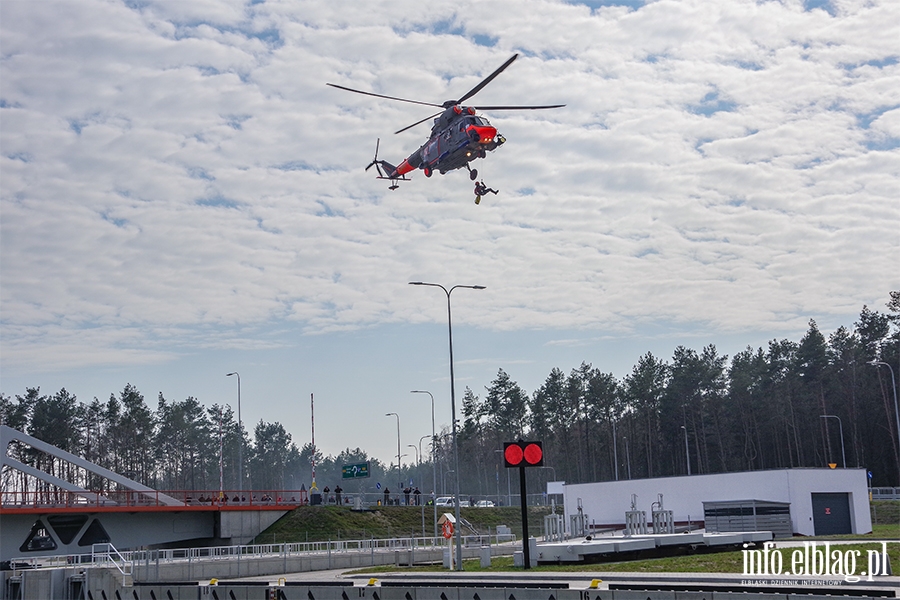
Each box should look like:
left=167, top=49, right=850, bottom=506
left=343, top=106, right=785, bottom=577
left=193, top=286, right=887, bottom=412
left=365, top=138, right=385, bottom=177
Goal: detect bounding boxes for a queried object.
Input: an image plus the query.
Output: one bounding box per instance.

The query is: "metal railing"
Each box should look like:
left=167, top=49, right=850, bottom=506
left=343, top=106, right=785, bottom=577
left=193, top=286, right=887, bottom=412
left=91, top=543, right=131, bottom=575
left=871, top=487, right=900, bottom=500
left=1, top=488, right=561, bottom=510
left=0, top=489, right=308, bottom=510
left=6, top=532, right=519, bottom=572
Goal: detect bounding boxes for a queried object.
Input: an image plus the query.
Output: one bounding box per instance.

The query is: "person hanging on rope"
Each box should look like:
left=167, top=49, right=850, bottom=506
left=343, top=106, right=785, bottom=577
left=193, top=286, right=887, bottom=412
left=474, top=180, right=498, bottom=204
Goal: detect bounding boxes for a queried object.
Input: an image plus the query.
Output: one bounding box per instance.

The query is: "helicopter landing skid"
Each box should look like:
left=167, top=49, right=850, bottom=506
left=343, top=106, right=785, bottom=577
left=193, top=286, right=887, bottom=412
left=465, top=163, right=478, bottom=181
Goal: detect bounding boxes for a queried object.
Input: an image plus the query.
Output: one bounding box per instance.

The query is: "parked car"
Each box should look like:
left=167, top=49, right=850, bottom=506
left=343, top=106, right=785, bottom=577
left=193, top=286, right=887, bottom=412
left=475, top=500, right=495, bottom=507
left=434, top=496, right=471, bottom=507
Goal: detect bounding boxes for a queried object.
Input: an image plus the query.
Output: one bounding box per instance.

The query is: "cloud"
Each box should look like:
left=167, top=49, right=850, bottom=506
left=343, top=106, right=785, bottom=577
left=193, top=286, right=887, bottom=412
left=1, top=0, right=898, bottom=376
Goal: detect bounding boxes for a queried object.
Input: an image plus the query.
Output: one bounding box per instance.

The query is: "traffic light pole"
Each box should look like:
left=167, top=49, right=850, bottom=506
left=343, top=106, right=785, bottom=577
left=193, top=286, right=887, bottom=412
left=504, top=439, right=542, bottom=570
left=518, top=465, right=531, bottom=569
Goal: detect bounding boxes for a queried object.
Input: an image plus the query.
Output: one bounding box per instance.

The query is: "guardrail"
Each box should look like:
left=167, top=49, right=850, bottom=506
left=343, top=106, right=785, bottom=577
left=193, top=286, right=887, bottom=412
left=6, top=533, right=519, bottom=572
left=871, top=487, right=900, bottom=500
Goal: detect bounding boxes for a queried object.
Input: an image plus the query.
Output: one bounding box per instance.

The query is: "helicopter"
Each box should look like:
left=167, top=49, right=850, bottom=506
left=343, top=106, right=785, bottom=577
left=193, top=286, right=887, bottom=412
left=327, top=53, right=564, bottom=191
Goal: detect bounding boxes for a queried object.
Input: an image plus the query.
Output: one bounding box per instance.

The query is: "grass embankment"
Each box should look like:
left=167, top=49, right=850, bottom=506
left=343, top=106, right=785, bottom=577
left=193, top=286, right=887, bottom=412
left=254, top=505, right=551, bottom=545
left=358, top=541, right=900, bottom=576
left=259, top=501, right=900, bottom=575
left=872, top=500, right=900, bottom=526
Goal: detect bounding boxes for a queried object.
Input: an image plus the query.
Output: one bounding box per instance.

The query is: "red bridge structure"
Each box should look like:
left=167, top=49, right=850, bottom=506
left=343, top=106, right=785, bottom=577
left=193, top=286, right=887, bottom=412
left=0, top=425, right=306, bottom=563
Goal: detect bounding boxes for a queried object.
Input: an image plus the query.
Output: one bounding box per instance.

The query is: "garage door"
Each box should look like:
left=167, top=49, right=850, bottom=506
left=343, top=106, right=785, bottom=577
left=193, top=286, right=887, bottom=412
left=811, top=492, right=852, bottom=535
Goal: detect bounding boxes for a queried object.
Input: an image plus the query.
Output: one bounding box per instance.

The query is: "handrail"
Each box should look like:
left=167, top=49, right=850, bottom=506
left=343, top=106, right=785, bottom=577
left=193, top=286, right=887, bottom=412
left=0, top=489, right=309, bottom=510
left=1, top=489, right=561, bottom=510
left=91, top=543, right=132, bottom=575
left=6, top=533, right=518, bottom=571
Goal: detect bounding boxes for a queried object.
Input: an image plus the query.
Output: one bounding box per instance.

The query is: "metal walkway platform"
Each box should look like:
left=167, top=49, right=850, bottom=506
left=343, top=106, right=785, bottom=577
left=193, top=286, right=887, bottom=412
left=535, top=530, right=773, bottom=563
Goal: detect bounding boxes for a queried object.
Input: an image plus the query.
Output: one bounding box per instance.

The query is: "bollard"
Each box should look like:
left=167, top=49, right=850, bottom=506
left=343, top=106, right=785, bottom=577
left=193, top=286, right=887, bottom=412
left=480, top=546, right=491, bottom=568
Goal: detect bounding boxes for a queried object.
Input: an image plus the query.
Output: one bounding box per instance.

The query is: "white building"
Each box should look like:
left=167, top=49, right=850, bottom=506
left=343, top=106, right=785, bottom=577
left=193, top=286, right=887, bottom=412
left=562, top=468, right=871, bottom=537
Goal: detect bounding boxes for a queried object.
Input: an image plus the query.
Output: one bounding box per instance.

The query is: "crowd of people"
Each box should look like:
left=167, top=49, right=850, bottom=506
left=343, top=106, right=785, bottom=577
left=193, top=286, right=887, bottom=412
left=188, top=493, right=300, bottom=505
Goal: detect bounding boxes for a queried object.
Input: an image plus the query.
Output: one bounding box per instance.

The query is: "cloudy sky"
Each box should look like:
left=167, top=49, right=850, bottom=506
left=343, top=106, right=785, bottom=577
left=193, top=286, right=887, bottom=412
left=1, top=0, right=898, bottom=471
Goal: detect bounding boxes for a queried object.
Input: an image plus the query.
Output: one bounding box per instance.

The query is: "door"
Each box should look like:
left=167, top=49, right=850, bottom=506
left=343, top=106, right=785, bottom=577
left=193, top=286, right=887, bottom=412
left=811, top=492, right=852, bottom=535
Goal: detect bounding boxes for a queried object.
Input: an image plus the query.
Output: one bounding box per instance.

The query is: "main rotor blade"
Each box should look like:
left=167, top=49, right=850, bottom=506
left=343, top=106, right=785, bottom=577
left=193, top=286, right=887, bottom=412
left=326, top=83, right=442, bottom=108
left=455, top=53, right=519, bottom=105
left=394, top=111, right=442, bottom=134
left=473, top=104, right=566, bottom=111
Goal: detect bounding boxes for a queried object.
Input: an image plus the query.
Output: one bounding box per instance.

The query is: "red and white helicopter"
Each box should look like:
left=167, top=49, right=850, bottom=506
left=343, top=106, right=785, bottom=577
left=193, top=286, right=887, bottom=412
left=327, top=54, right=564, bottom=192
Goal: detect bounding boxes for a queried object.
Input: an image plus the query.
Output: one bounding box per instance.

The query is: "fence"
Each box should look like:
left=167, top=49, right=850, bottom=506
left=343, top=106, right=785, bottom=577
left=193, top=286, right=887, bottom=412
left=0, top=489, right=559, bottom=510
left=6, top=532, right=518, bottom=572
left=871, top=487, right=900, bottom=500
left=0, top=489, right=307, bottom=510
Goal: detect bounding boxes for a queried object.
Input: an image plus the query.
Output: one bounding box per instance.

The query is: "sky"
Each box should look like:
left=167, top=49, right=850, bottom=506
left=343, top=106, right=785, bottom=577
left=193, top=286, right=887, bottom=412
left=1, top=0, right=898, bottom=473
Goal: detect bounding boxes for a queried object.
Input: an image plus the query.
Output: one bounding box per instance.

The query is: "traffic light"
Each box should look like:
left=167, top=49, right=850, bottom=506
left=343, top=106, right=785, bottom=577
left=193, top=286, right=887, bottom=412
left=503, top=440, right=543, bottom=468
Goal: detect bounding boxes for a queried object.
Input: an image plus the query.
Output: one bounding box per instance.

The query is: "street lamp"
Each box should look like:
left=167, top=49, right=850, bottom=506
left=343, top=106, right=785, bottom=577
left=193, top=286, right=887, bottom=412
left=612, top=420, right=619, bottom=481
left=225, top=372, right=242, bottom=491
left=408, top=444, right=419, bottom=465
left=409, top=281, right=485, bottom=570
left=411, top=389, right=438, bottom=538
left=869, top=360, right=900, bottom=483
left=820, top=415, right=846, bottom=468
left=680, top=425, right=691, bottom=476
left=623, top=436, right=632, bottom=480
left=386, top=413, right=401, bottom=489
left=418, top=435, right=430, bottom=466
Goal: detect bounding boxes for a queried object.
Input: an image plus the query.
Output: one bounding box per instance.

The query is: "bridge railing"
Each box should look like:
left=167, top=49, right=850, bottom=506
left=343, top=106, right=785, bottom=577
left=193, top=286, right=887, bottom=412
left=2, top=488, right=559, bottom=510
left=0, top=489, right=308, bottom=510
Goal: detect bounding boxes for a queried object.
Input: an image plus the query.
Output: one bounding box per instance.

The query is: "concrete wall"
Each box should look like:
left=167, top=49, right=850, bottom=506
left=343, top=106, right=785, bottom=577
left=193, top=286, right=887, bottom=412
left=1, top=509, right=288, bottom=562
left=562, top=468, right=871, bottom=537
left=220, top=509, right=287, bottom=544
left=0, top=511, right=217, bottom=561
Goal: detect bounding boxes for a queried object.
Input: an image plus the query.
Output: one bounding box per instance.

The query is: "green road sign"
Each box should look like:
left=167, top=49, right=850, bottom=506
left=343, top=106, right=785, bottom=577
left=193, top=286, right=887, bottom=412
left=342, top=462, right=370, bottom=479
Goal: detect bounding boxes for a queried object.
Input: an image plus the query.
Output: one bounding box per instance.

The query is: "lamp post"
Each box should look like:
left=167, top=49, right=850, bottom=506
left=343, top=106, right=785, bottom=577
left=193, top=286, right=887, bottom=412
left=820, top=415, right=846, bottom=468
left=411, top=390, right=438, bottom=538
left=418, top=435, right=430, bottom=466
left=442, top=469, right=455, bottom=492
left=409, top=281, right=485, bottom=570
left=386, top=413, right=401, bottom=489
left=539, top=466, right=556, bottom=506
left=225, top=372, right=242, bottom=491
left=680, top=425, right=691, bottom=476
left=494, top=449, right=511, bottom=506
left=408, top=444, right=419, bottom=465
left=612, top=420, right=619, bottom=481
left=869, top=360, right=900, bottom=483
left=623, top=436, right=632, bottom=480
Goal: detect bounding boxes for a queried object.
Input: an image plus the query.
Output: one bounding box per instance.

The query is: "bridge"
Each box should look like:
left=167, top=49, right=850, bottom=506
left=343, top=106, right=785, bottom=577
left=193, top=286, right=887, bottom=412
left=0, top=425, right=303, bottom=563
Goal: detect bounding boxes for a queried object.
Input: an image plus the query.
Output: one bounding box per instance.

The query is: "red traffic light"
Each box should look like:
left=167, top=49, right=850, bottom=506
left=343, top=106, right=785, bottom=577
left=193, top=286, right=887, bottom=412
left=503, top=441, right=543, bottom=467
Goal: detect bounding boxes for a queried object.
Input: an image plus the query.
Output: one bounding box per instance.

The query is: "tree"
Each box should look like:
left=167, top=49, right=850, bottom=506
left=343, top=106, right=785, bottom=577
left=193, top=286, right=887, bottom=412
left=484, top=369, right=528, bottom=439
left=250, top=420, right=299, bottom=492
left=155, top=394, right=214, bottom=490
left=622, top=352, right=668, bottom=479
left=583, top=368, right=620, bottom=481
